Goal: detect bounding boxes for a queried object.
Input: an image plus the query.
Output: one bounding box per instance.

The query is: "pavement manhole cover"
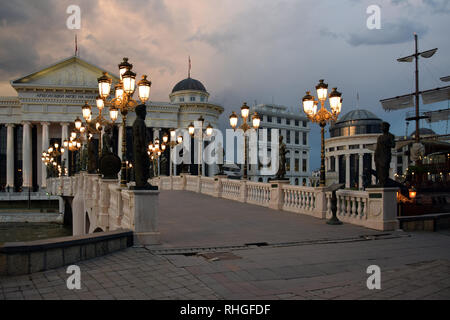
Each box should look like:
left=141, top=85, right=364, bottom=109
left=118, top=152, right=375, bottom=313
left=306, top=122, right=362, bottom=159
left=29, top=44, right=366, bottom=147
left=198, top=252, right=241, bottom=262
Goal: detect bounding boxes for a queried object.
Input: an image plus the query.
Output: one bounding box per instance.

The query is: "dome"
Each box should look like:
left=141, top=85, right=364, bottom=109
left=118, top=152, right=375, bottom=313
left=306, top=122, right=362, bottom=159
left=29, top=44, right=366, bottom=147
left=336, top=109, right=381, bottom=123
left=171, top=77, right=207, bottom=93
left=411, top=128, right=436, bottom=136
left=330, top=109, right=383, bottom=138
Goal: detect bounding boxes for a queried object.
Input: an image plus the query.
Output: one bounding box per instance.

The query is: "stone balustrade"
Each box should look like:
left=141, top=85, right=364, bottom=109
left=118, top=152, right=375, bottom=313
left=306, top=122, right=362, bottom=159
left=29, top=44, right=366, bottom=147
left=46, top=173, right=160, bottom=245
left=150, top=175, right=399, bottom=231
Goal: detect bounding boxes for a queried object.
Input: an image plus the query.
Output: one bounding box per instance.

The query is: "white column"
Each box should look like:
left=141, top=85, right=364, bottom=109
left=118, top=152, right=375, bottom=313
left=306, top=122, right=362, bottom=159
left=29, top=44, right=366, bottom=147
left=335, top=155, right=339, bottom=173
left=61, top=123, right=69, bottom=173
left=358, top=153, right=364, bottom=190
left=118, top=124, right=123, bottom=160
left=41, top=122, right=50, bottom=188
left=153, top=128, right=160, bottom=176
left=22, top=122, right=32, bottom=189
left=6, top=124, right=15, bottom=191
left=345, top=153, right=350, bottom=189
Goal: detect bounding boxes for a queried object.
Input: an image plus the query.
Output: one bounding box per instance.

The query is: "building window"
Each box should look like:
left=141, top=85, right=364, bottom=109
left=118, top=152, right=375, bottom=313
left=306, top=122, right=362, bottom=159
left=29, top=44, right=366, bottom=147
left=295, top=120, right=299, bottom=126
left=295, top=159, right=299, bottom=172
left=302, top=132, right=307, bottom=145
left=303, top=121, right=307, bottom=127
left=397, top=156, right=403, bottom=164
left=200, top=96, right=205, bottom=102
left=349, top=144, right=359, bottom=150
left=267, top=116, right=272, bottom=122
left=179, top=97, right=184, bottom=102
left=302, top=159, right=307, bottom=172
left=286, top=158, right=290, bottom=172
left=295, top=131, right=299, bottom=144
left=286, top=130, right=290, bottom=144
left=277, top=117, right=281, bottom=124
left=190, top=96, right=196, bottom=102
left=330, top=156, right=336, bottom=172
left=337, top=146, right=345, bottom=151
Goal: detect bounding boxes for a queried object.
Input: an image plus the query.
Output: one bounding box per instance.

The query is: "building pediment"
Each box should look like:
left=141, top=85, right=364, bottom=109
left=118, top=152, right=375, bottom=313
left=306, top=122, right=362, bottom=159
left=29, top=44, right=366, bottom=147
left=11, top=56, right=119, bottom=90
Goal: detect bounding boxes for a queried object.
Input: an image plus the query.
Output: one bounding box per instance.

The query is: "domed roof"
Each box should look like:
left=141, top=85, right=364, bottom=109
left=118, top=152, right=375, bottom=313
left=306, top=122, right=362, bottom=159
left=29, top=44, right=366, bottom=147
left=411, top=128, right=436, bottom=136
left=171, top=77, right=207, bottom=93
left=337, top=109, right=381, bottom=123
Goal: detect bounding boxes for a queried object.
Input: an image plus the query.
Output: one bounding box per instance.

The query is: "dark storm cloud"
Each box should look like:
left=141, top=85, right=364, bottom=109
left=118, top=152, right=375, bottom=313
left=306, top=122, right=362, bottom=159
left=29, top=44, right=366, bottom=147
left=423, top=0, right=450, bottom=13
left=347, top=20, right=428, bottom=46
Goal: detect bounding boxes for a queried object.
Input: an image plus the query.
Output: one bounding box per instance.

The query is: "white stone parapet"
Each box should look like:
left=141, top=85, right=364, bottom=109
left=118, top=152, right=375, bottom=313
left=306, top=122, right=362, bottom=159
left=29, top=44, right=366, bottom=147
left=46, top=173, right=160, bottom=245
left=149, top=175, right=400, bottom=231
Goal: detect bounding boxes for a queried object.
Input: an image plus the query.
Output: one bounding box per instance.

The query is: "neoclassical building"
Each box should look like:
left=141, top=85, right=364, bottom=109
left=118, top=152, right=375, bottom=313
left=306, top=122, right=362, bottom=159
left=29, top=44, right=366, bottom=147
left=248, top=104, right=311, bottom=185
left=0, top=55, right=223, bottom=193
left=324, top=109, right=409, bottom=189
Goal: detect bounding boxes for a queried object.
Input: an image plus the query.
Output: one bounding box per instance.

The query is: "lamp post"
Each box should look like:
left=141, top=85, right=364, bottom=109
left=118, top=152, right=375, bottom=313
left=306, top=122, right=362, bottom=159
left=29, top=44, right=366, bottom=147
left=188, top=116, right=213, bottom=176
left=96, top=57, right=151, bottom=187
left=148, top=138, right=166, bottom=177
left=162, top=129, right=183, bottom=176
left=42, top=142, right=65, bottom=177
left=302, top=80, right=342, bottom=187
left=63, top=133, right=81, bottom=176
left=229, top=102, right=260, bottom=180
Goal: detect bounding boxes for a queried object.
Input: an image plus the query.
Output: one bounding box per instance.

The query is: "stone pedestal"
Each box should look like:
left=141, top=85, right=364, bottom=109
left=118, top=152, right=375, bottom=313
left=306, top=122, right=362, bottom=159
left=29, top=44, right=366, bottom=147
left=366, top=187, right=399, bottom=231
left=125, top=189, right=160, bottom=245
left=268, top=180, right=290, bottom=210
left=98, top=179, right=118, bottom=231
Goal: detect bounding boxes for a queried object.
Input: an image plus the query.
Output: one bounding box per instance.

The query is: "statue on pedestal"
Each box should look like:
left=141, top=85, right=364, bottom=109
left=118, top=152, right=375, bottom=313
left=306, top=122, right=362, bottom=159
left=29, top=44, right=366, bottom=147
left=131, top=104, right=154, bottom=189
left=99, top=124, right=121, bottom=179
left=275, top=135, right=288, bottom=180
left=374, top=121, right=395, bottom=187
left=87, top=136, right=97, bottom=174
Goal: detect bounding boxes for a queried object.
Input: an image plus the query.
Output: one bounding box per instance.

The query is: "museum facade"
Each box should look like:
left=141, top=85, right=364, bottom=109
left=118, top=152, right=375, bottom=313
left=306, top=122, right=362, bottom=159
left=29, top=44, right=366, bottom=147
left=0, top=55, right=223, bottom=192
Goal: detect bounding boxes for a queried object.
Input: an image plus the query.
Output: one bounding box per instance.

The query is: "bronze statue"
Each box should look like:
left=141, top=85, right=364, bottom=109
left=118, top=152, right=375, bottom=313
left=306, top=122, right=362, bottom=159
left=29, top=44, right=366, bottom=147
left=102, top=124, right=113, bottom=154
left=87, top=136, right=97, bottom=174
left=99, top=124, right=121, bottom=179
left=131, top=104, right=153, bottom=189
left=374, top=122, right=395, bottom=187
left=275, top=135, right=288, bottom=180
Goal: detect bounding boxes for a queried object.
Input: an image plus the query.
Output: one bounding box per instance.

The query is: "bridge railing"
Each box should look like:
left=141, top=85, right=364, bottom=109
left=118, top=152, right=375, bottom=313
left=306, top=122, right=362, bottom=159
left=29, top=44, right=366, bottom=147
left=46, top=173, right=160, bottom=245
left=149, top=175, right=398, bottom=231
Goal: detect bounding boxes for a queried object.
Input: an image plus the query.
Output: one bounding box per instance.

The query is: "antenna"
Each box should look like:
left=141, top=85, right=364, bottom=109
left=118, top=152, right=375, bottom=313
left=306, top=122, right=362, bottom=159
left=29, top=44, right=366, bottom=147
left=188, top=56, right=191, bottom=78
left=75, top=34, right=78, bottom=57
left=356, top=92, right=360, bottom=107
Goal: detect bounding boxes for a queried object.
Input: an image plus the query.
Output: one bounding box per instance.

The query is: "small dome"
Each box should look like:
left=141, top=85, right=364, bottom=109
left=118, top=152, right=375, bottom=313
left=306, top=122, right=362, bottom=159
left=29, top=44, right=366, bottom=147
left=330, top=109, right=383, bottom=138
left=411, top=128, right=436, bottom=136
left=337, top=109, right=380, bottom=123
left=172, top=77, right=207, bottom=93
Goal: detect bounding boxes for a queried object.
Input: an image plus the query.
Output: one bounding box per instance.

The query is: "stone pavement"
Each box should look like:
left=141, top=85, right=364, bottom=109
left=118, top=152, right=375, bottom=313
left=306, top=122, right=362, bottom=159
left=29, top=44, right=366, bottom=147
left=1, top=191, right=450, bottom=300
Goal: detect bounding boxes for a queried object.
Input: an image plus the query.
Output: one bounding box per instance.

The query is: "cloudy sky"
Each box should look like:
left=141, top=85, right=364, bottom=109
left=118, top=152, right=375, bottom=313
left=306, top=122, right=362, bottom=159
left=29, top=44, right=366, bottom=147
left=0, top=0, right=449, bottom=167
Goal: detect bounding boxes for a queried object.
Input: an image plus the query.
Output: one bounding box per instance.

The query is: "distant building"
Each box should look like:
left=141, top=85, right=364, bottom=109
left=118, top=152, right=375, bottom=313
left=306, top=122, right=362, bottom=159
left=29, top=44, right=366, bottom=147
left=324, top=109, right=413, bottom=189
left=248, top=104, right=311, bottom=185
left=0, top=55, right=223, bottom=193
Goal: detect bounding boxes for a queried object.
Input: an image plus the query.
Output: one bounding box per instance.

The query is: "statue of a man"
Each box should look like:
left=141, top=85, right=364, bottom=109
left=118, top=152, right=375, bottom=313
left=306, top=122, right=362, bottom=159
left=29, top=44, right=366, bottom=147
left=102, top=124, right=113, bottom=155
left=132, top=104, right=152, bottom=189
left=276, top=135, right=288, bottom=180
left=374, top=121, right=395, bottom=187
left=87, top=136, right=97, bottom=174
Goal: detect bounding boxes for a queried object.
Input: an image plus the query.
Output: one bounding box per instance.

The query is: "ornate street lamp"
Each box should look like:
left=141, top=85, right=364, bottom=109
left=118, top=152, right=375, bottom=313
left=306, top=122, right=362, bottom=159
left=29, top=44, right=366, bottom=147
left=148, top=139, right=166, bottom=177
left=302, top=80, right=342, bottom=188
left=229, top=102, right=260, bottom=180
left=188, top=116, right=212, bottom=176
left=302, top=80, right=342, bottom=226
left=96, top=58, right=152, bottom=187
left=162, top=129, right=184, bottom=176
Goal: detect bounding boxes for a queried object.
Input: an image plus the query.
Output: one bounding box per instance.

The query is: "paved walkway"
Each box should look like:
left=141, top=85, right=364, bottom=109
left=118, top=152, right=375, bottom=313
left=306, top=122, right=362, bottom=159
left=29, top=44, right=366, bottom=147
left=1, top=191, right=450, bottom=300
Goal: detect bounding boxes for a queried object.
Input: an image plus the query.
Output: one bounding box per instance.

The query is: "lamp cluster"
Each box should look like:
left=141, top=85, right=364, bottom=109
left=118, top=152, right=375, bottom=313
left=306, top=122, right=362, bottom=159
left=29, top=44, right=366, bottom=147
left=302, top=79, right=342, bottom=123
left=229, top=102, right=260, bottom=131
